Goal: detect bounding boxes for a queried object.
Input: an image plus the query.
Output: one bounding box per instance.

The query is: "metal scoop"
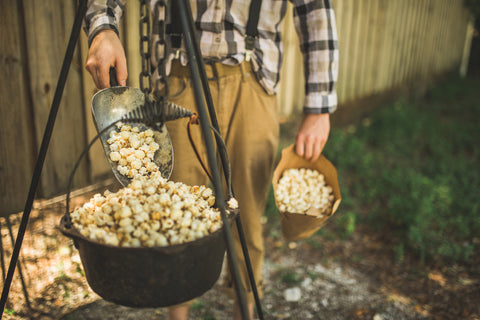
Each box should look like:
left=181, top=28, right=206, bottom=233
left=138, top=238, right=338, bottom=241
left=91, top=84, right=174, bottom=187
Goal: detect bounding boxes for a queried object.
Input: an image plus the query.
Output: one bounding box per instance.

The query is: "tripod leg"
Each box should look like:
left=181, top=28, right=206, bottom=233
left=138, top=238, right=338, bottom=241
left=173, top=1, right=265, bottom=318
left=0, top=221, right=6, bottom=283
left=235, top=216, right=264, bottom=320
left=5, top=217, right=30, bottom=309
left=0, top=0, right=88, bottom=315
left=175, top=0, right=250, bottom=318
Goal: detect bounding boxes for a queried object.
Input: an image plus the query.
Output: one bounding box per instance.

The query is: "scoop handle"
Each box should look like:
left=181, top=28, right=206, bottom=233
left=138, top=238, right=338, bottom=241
left=109, top=67, right=119, bottom=87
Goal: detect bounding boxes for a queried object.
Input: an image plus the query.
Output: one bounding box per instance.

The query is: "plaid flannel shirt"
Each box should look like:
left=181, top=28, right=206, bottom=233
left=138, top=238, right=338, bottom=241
left=84, top=0, right=338, bottom=113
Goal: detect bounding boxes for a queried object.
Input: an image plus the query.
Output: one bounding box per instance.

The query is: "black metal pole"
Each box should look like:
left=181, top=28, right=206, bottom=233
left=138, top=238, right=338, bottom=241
left=0, top=222, right=6, bottom=283
left=178, top=3, right=228, bottom=181
left=176, top=1, right=250, bottom=319
left=178, top=1, right=264, bottom=319
left=234, top=217, right=264, bottom=319
left=4, top=218, right=30, bottom=309
left=0, top=0, right=88, bottom=316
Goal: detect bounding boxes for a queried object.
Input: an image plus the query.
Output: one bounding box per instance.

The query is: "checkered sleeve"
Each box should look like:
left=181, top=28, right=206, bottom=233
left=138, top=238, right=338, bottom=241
left=84, top=0, right=126, bottom=46
left=292, top=0, right=339, bottom=114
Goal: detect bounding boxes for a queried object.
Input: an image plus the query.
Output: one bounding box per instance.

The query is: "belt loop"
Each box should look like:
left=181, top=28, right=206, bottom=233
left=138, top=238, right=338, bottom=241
left=239, top=62, right=247, bottom=82
left=211, top=62, right=219, bottom=79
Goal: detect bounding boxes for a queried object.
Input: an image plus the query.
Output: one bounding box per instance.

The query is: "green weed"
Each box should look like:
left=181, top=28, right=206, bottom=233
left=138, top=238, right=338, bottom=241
left=322, top=76, right=480, bottom=263
left=191, top=300, right=205, bottom=311
left=279, top=269, right=302, bottom=285
left=4, top=309, right=15, bottom=315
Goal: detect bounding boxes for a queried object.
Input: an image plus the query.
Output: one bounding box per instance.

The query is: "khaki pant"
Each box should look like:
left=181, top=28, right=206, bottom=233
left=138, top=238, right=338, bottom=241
left=165, top=60, right=279, bottom=302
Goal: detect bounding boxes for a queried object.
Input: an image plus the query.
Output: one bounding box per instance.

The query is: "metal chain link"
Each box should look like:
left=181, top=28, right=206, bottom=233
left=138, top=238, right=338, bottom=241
left=138, top=0, right=169, bottom=100
left=153, top=0, right=169, bottom=100
left=139, top=0, right=151, bottom=94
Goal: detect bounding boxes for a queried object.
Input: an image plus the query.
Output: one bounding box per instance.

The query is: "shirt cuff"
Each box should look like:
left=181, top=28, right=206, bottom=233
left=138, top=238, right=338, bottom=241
left=303, top=92, right=338, bottom=114
left=86, top=21, right=119, bottom=47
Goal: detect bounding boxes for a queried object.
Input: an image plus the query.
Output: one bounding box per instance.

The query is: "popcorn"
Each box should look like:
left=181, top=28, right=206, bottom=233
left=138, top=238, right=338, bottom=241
left=227, top=197, right=239, bottom=209
left=275, top=168, right=334, bottom=216
left=107, top=122, right=161, bottom=179
left=70, top=172, right=236, bottom=247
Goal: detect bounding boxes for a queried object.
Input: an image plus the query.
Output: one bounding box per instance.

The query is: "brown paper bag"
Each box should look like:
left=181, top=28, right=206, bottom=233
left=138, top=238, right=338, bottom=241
left=272, top=145, right=341, bottom=241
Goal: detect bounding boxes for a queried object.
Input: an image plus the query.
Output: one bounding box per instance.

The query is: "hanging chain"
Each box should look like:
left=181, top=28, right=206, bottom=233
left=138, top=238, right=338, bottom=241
left=153, top=0, right=170, bottom=100
left=139, top=0, right=152, bottom=94
left=139, top=0, right=169, bottom=100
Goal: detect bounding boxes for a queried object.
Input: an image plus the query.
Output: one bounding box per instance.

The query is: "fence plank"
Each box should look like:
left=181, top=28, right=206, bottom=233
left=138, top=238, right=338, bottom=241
left=384, top=0, right=396, bottom=90
left=332, top=0, right=343, bottom=45
left=124, top=1, right=142, bottom=89
left=0, top=0, right=36, bottom=216
left=401, top=0, right=415, bottom=84
left=448, top=0, right=467, bottom=71
left=449, top=0, right=461, bottom=68
left=364, top=0, right=380, bottom=95
left=443, top=0, right=454, bottom=71
left=22, top=0, right=89, bottom=198
left=351, top=1, right=366, bottom=100
left=79, top=31, right=111, bottom=181
left=344, top=0, right=361, bottom=102
left=419, top=0, right=432, bottom=79
left=430, top=0, right=442, bottom=70
left=433, top=0, right=445, bottom=74
left=391, top=0, right=406, bottom=88
left=408, top=0, right=424, bottom=81
left=337, top=0, right=354, bottom=103
left=383, top=0, right=396, bottom=90
left=357, top=0, right=373, bottom=97
left=331, top=0, right=344, bottom=103
left=375, top=0, right=392, bottom=93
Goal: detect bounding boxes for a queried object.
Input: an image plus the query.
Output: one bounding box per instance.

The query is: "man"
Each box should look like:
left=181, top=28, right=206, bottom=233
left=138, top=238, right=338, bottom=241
left=84, top=1, right=338, bottom=319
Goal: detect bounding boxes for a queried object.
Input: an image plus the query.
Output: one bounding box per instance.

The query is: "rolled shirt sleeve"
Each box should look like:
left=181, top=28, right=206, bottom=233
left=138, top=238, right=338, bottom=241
left=84, top=0, right=126, bottom=46
left=292, top=0, right=339, bottom=114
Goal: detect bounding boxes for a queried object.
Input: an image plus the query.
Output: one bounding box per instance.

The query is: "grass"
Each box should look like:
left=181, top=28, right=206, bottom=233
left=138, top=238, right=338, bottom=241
left=4, top=309, right=15, bottom=316
left=279, top=269, right=302, bottom=285
left=267, top=75, right=480, bottom=264
left=191, top=300, right=217, bottom=320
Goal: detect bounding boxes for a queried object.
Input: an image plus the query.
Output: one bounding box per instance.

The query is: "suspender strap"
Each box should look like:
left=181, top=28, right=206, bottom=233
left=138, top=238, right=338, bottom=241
left=167, top=2, right=183, bottom=52
left=245, top=0, right=262, bottom=61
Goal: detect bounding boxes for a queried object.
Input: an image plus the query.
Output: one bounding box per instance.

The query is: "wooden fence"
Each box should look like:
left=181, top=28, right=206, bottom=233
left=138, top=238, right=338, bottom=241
left=0, top=0, right=472, bottom=216
left=279, top=0, right=472, bottom=117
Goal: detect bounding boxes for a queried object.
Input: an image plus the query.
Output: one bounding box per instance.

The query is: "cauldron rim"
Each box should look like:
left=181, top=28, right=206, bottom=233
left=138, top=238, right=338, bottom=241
left=59, top=210, right=236, bottom=252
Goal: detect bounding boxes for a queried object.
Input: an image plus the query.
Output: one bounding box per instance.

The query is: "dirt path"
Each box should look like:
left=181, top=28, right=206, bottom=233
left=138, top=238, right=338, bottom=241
left=1, top=191, right=478, bottom=320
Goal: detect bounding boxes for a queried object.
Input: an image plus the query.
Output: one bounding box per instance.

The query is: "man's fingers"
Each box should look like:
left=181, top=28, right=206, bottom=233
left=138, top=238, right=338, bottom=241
left=295, top=136, right=305, bottom=157
left=97, top=67, right=111, bottom=89
left=295, top=113, right=330, bottom=161
left=304, top=136, right=314, bottom=160
left=85, top=60, right=109, bottom=89
left=116, top=61, right=128, bottom=86
left=296, top=134, right=325, bottom=162
left=311, top=138, right=324, bottom=162
left=85, top=29, right=128, bottom=89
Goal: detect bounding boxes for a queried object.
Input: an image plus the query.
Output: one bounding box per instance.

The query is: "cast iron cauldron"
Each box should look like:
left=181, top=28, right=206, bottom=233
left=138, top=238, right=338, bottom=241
left=61, top=82, right=235, bottom=307
left=59, top=213, right=233, bottom=308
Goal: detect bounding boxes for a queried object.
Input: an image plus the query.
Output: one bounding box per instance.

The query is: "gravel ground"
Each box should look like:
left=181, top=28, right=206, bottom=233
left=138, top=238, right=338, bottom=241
left=1, top=186, right=478, bottom=320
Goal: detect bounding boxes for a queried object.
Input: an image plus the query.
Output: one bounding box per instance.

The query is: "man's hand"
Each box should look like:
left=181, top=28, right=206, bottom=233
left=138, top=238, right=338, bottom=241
left=295, top=113, right=330, bottom=162
left=85, top=29, right=128, bottom=89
